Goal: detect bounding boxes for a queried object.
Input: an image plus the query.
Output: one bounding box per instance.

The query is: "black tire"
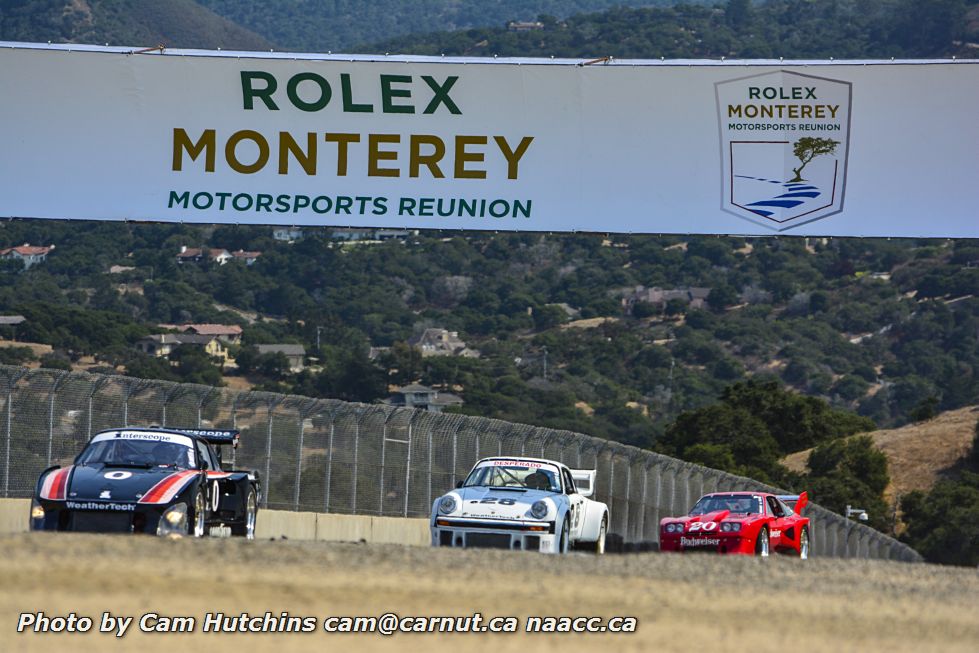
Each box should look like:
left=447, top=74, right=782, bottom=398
left=595, top=517, right=607, bottom=555
left=190, top=488, right=207, bottom=538
left=232, top=487, right=258, bottom=540
left=755, top=526, right=770, bottom=557
left=799, top=526, right=810, bottom=560
left=559, top=517, right=570, bottom=554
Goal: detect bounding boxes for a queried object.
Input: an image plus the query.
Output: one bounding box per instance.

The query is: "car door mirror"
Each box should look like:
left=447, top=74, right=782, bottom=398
left=455, top=480, right=464, bottom=489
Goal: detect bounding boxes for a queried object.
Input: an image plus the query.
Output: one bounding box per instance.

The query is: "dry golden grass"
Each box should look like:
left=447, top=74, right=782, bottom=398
left=782, top=406, right=979, bottom=503
left=2, top=533, right=977, bottom=653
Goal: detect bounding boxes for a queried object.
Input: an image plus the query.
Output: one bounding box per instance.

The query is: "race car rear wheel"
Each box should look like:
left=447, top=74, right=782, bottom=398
left=191, top=488, right=207, bottom=538
left=559, top=517, right=570, bottom=554
left=755, top=526, right=770, bottom=557
left=232, top=487, right=257, bottom=539
left=799, top=526, right=810, bottom=560
left=595, top=517, right=607, bottom=555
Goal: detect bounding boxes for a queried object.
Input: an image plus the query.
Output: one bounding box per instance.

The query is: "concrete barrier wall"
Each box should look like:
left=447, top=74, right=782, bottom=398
left=0, top=499, right=430, bottom=545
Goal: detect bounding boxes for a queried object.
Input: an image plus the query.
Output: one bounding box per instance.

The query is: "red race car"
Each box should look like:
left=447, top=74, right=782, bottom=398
left=660, top=491, right=810, bottom=558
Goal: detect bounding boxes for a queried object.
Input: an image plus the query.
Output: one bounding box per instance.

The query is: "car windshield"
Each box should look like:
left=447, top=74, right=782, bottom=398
left=76, top=438, right=195, bottom=469
left=463, top=462, right=561, bottom=492
left=689, top=494, right=761, bottom=516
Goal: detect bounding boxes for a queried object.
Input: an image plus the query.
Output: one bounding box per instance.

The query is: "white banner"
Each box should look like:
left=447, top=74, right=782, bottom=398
left=1, top=43, right=977, bottom=237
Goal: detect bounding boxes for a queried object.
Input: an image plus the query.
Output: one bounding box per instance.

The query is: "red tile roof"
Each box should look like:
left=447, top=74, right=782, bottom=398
left=1, top=245, right=53, bottom=256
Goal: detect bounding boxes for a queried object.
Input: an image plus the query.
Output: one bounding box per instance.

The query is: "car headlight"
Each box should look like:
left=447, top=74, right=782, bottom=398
left=673, top=523, right=684, bottom=533
left=157, top=503, right=188, bottom=538
left=721, top=522, right=742, bottom=532
left=530, top=500, right=549, bottom=520
left=438, top=496, right=457, bottom=515
left=30, top=501, right=45, bottom=520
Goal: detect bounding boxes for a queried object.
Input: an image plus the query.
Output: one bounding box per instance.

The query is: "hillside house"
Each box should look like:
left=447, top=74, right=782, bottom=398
left=0, top=315, right=26, bottom=339
left=135, top=333, right=230, bottom=365
left=507, top=21, right=544, bottom=31
left=1, top=244, right=54, bottom=269
left=384, top=384, right=463, bottom=413
left=231, top=249, right=262, bottom=265
left=622, top=286, right=712, bottom=313
left=179, top=324, right=243, bottom=345
left=273, top=227, right=304, bottom=242
left=176, top=246, right=232, bottom=265
left=408, top=329, right=480, bottom=358
left=255, top=344, right=306, bottom=373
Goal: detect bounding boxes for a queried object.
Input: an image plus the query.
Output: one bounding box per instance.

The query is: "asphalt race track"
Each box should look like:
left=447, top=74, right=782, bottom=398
left=2, top=533, right=976, bottom=652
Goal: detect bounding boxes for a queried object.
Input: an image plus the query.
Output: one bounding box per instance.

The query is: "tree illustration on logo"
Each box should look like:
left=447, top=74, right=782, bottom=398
left=789, top=137, right=840, bottom=182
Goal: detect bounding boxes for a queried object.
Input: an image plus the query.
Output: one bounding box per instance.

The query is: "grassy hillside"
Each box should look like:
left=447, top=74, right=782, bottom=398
left=783, top=406, right=979, bottom=505
left=0, top=0, right=272, bottom=49
left=196, top=0, right=715, bottom=53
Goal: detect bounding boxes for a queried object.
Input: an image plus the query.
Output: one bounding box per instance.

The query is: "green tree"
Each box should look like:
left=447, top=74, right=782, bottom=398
left=725, top=0, right=752, bottom=28
left=804, top=435, right=892, bottom=531
left=900, top=473, right=979, bottom=566
left=790, top=137, right=840, bottom=182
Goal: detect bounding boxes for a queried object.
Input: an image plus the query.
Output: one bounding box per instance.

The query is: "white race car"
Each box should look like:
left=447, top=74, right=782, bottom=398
left=431, top=457, right=610, bottom=554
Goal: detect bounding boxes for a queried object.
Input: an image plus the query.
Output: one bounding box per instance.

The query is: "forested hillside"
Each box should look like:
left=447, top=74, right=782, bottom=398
left=368, top=0, right=978, bottom=59
left=1, top=220, right=975, bottom=445
left=196, top=0, right=713, bottom=53
left=0, top=0, right=272, bottom=49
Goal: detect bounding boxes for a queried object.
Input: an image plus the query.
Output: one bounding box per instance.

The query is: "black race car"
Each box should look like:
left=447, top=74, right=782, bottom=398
left=30, top=427, right=260, bottom=538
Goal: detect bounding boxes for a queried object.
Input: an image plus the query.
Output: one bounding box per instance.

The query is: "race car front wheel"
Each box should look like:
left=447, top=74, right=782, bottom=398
left=232, top=488, right=257, bottom=540
left=191, top=489, right=207, bottom=538
left=559, top=517, right=570, bottom=554
left=755, top=527, right=770, bottom=557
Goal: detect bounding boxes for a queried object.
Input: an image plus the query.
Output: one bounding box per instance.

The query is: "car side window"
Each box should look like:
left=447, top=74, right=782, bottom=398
left=562, top=469, right=577, bottom=495
left=195, top=441, right=218, bottom=470
left=205, top=443, right=221, bottom=471
left=767, top=496, right=784, bottom=517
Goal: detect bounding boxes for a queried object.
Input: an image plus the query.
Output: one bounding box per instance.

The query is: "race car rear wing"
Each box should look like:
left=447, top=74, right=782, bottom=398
left=174, top=428, right=240, bottom=449
left=570, top=469, right=597, bottom=497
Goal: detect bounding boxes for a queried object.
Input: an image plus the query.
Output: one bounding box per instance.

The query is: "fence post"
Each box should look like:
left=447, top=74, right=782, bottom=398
left=622, top=450, right=634, bottom=543
left=86, top=376, right=111, bottom=439
left=2, top=368, right=28, bottom=498
left=230, top=392, right=244, bottom=469
left=450, top=418, right=460, bottom=489
left=46, top=371, right=71, bottom=468
left=404, top=411, right=424, bottom=517
left=263, top=396, right=284, bottom=508
left=352, top=407, right=371, bottom=514
left=639, top=460, right=655, bottom=544
left=379, top=409, right=398, bottom=513
left=324, top=409, right=338, bottom=513
left=293, top=399, right=318, bottom=512
left=160, top=384, right=181, bottom=427
left=426, top=416, right=434, bottom=511
left=196, top=386, right=215, bottom=427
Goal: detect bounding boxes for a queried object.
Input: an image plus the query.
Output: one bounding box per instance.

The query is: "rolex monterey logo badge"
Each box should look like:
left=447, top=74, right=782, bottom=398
left=716, top=70, right=851, bottom=231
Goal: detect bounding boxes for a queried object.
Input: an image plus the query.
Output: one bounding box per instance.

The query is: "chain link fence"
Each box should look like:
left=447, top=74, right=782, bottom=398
left=0, top=365, right=921, bottom=561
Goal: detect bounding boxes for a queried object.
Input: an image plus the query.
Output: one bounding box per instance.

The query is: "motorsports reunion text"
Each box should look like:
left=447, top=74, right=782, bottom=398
left=17, top=611, right=638, bottom=636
